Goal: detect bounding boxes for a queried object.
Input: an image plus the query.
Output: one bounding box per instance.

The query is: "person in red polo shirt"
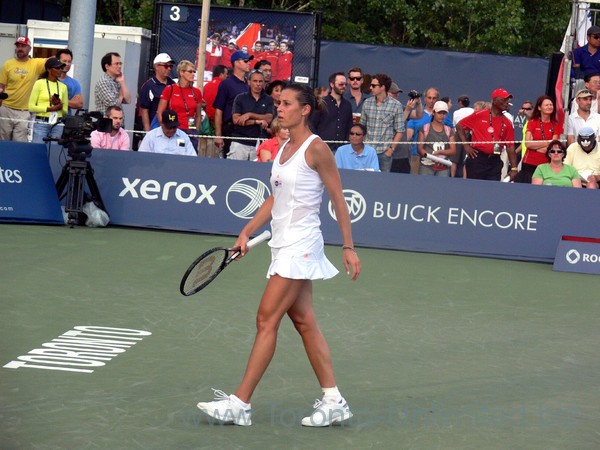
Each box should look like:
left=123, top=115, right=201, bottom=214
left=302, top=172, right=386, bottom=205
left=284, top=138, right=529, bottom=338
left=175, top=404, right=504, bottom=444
left=456, top=88, right=518, bottom=181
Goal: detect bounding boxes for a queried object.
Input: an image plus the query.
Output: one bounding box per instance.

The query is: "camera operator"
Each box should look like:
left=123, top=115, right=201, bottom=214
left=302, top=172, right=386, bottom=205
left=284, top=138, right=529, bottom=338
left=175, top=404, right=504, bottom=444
left=90, top=105, right=130, bottom=150
left=28, top=57, right=68, bottom=144
left=138, top=109, right=196, bottom=156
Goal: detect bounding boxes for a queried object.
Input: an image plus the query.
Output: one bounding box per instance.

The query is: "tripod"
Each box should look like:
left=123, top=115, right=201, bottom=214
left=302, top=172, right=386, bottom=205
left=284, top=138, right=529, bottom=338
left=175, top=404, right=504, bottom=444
left=55, top=141, right=106, bottom=227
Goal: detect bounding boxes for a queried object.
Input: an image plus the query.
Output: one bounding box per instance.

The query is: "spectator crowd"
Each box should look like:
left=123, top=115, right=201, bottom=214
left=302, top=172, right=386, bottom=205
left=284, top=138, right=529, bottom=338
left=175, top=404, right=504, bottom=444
left=1, top=31, right=599, bottom=189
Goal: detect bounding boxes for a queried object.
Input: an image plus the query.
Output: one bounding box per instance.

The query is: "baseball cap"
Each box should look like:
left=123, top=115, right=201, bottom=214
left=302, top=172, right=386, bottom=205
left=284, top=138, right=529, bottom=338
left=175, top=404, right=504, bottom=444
left=587, top=25, right=600, bottom=35
left=162, top=109, right=180, bottom=128
left=433, top=101, right=449, bottom=113
left=231, top=50, right=253, bottom=65
left=15, top=36, right=31, bottom=46
left=491, top=88, right=513, bottom=99
left=389, top=82, right=402, bottom=94
left=579, top=126, right=595, bottom=138
left=153, top=53, right=175, bottom=65
left=45, top=57, right=66, bottom=71
left=576, top=88, right=594, bottom=98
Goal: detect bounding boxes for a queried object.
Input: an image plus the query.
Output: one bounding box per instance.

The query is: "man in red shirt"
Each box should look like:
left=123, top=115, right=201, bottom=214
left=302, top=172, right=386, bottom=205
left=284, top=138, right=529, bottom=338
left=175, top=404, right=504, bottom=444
left=456, top=88, right=518, bottom=181
left=203, top=65, right=228, bottom=127
left=263, top=40, right=280, bottom=81
left=277, top=41, right=293, bottom=81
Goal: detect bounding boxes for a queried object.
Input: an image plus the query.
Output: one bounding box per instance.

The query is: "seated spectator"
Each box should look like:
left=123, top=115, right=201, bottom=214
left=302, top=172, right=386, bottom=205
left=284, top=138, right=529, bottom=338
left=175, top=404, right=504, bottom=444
left=417, top=101, right=456, bottom=176
left=90, top=105, right=130, bottom=150
left=564, top=127, right=600, bottom=188
left=532, top=140, right=581, bottom=188
left=28, top=57, right=68, bottom=144
left=516, top=95, right=562, bottom=184
left=138, top=109, right=196, bottom=156
left=256, top=118, right=289, bottom=162
left=334, top=123, right=379, bottom=171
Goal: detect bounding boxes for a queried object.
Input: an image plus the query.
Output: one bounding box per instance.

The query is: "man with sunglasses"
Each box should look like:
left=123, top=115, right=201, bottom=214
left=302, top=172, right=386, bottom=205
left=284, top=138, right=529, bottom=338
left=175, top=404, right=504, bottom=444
left=344, top=67, right=371, bottom=116
left=139, top=53, right=176, bottom=133
left=335, top=123, right=379, bottom=171
left=573, top=25, right=600, bottom=79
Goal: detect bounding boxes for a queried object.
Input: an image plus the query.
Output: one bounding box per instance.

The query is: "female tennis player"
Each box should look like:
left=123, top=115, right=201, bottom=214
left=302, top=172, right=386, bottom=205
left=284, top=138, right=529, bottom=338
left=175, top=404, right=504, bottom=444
left=197, top=83, right=361, bottom=427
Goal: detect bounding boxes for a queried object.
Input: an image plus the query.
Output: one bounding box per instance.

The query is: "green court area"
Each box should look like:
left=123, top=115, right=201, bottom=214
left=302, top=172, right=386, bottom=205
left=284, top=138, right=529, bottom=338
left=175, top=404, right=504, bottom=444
left=1, top=224, right=599, bottom=449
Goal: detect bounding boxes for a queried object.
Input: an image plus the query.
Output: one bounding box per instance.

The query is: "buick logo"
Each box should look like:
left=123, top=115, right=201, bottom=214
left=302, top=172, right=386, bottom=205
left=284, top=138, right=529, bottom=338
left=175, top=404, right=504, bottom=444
left=328, top=189, right=367, bottom=223
left=566, top=249, right=580, bottom=264
left=226, top=178, right=271, bottom=219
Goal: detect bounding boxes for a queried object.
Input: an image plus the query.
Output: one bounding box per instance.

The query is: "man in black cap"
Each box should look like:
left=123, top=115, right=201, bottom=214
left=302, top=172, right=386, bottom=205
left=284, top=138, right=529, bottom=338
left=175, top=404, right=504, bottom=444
left=138, top=109, right=196, bottom=156
left=573, top=25, right=600, bottom=78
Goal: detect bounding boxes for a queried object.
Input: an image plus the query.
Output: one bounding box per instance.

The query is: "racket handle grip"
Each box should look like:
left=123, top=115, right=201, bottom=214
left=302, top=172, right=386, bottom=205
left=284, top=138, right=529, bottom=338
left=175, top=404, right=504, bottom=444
left=247, top=230, right=271, bottom=249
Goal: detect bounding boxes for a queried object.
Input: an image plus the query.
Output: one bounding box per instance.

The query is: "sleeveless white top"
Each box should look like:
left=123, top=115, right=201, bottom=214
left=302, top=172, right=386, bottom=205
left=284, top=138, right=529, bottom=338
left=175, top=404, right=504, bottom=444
left=269, top=134, right=323, bottom=248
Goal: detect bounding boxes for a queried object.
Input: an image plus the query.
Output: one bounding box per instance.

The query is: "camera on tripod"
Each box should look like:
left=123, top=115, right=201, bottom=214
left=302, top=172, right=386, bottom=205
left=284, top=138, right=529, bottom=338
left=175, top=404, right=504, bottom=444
left=59, top=109, right=112, bottom=159
left=55, top=109, right=111, bottom=227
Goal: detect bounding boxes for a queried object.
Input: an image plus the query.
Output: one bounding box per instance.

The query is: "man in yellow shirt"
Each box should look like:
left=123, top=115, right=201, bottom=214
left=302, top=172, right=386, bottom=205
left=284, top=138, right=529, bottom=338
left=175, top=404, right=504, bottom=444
left=565, top=127, right=600, bottom=188
left=0, top=36, right=46, bottom=142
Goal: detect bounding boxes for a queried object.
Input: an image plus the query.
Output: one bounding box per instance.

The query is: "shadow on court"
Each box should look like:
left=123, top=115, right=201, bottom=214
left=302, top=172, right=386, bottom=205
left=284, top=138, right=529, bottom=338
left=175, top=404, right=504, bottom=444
left=1, top=224, right=599, bottom=450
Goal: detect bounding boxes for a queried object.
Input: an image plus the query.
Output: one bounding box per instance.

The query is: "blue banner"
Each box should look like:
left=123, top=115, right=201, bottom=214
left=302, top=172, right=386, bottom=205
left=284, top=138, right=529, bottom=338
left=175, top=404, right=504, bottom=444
left=553, top=237, right=600, bottom=275
left=45, top=146, right=600, bottom=263
left=0, top=142, right=63, bottom=224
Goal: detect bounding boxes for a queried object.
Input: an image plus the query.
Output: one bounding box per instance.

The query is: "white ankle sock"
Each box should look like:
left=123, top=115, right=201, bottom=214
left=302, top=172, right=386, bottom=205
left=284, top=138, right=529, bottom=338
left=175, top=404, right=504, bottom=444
left=321, top=386, right=341, bottom=400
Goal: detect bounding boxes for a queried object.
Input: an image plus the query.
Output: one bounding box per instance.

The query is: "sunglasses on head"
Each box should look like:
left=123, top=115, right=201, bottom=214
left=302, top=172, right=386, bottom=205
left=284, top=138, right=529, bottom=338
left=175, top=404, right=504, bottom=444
left=349, top=76, right=362, bottom=81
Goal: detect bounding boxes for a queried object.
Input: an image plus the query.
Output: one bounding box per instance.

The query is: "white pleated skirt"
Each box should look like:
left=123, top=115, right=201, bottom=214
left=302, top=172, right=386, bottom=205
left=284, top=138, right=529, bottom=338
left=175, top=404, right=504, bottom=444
left=267, top=234, right=339, bottom=280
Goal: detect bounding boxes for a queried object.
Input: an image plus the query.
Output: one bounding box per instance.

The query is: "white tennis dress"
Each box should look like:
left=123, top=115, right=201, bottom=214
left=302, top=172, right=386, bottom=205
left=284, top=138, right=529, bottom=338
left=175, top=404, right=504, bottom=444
left=267, top=134, right=339, bottom=280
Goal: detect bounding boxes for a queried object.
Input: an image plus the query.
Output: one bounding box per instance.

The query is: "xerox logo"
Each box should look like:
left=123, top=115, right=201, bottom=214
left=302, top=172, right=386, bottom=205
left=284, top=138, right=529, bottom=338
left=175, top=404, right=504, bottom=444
left=566, top=249, right=580, bottom=265
left=328, top=189, right=367, bottom=223
left=226, top=178, right=270, bottom=219
left=118, top=178, right=216, bottom=204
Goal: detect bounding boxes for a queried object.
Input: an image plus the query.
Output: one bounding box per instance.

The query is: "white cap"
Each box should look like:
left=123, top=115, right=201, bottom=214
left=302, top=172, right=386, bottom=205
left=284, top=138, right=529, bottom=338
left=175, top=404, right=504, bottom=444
left=433, top=100, right=449, bottom=113
left=153, top=53, right=175, bottom=65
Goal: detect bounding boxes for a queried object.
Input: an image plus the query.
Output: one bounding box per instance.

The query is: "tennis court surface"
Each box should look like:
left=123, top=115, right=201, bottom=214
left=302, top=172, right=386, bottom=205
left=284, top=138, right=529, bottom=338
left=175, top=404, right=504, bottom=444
left=1, top=224, right=599, bottom=449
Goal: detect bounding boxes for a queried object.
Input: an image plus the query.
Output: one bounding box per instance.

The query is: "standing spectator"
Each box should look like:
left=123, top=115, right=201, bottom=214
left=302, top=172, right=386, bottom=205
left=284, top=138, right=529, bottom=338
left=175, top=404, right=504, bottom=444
left=256, top=118, right=288, bottom=162
left=229, top=69, right=274, bottom=160
left=90, top=105, right=130, bottom=150
left=138, top=109, right=196, bottom=156
left=94, top=52, right=131, bottom=116
left=516, top=95, right=562, bottom=184
left=28, top=57, right=68, bottom=144
left=56, top=49, right=83, bottom=114
left=345, top=67, right=371, bottom=115
left=156, top=60, right=203, bottom=150
left=250, top=41, right=265, bottom=61
left=572, top=25, right=600, bottom=78
left=567, top=88, right=600, bottom=146
left=514, top=99, right=533, bottom=159
left=263, top=41, right=280, bottom=80
left=387, top=82, right=401, bottom=100
left=407, top=87, right=439, bottom=173
left=335, top=123, right=379, bottom=171
left=451, top=94, right=475, bottom=177
left=360, top=73, right=405, bottom=172
left=571, top=72, right=600, bottom=114
left=310, top=72, right=353, bottom=152
left=139, top=53, right=175, bottom=132
left=417, top=101, right=456, bottom=176
left=456, top=88, right=518, bottom=181
left=222, top=40, right=238, bottom=69
left=0, top=36, right=46, bottom=142
left=203, top=64, right=228, bottom=127
left=213, top=50, right=252, bottom=156
left=254, top=60, right=272, bottom=84
left=277, top=41, right=293, bottom=82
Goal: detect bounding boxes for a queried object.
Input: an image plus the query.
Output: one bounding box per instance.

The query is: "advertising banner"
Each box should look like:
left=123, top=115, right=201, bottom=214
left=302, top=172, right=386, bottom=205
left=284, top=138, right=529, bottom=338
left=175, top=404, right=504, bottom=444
left=553, top=236, right=600, bottom=275
left=0, top=142, right=62, bottom=224
left=46, top=147, right=600, bottom=263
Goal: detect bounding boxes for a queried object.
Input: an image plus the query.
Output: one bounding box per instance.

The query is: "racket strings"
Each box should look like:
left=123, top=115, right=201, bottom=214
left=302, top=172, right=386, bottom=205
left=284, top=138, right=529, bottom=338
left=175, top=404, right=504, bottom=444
left=183, top=250, right=227, bottom=294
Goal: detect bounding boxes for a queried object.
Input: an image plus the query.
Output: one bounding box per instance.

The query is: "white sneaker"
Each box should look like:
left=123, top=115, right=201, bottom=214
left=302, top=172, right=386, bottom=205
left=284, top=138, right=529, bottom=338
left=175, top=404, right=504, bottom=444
left=196, top=389, right=252, bottom=426
left=301, top=397, right=353, bottom=427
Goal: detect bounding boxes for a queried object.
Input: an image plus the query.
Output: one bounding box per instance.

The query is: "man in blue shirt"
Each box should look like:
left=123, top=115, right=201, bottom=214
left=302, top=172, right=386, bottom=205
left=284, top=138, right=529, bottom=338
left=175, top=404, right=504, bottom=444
left=138, top=109, right=196, bottom=156
left=573, top=25, right=600, bottom=78
left=335, top=124, right=379, bottom=171
left=56, top=49, right=83, bottom=115
left=139, top=53, right=176, bottom=132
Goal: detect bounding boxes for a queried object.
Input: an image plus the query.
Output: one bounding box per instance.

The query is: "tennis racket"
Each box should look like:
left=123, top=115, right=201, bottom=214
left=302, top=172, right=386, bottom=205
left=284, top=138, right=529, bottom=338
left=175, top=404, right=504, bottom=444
left=179, top=230, right=271, bottom=296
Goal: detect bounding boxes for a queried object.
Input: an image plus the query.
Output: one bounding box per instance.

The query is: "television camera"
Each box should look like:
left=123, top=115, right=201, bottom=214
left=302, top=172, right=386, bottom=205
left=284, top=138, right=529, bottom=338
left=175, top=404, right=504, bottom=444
left=53, top=110, right=112, bottom=226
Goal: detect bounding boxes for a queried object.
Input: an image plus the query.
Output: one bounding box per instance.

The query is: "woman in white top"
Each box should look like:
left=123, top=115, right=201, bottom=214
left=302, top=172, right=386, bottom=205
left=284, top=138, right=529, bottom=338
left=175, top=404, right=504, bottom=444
left=197, top=83, right=361, bottom=428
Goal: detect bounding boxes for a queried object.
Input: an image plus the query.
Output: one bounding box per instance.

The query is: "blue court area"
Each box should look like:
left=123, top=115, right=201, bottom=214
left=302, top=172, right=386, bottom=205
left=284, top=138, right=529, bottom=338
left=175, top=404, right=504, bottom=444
left=1, top=224, right=599, bottom=449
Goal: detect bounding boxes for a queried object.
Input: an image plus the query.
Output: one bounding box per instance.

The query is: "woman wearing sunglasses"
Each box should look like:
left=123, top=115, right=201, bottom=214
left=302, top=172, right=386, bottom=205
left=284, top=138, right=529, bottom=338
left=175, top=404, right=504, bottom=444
left=532, top=140, right=582, bottom=187
left=156, top=60, right=203, bottom=151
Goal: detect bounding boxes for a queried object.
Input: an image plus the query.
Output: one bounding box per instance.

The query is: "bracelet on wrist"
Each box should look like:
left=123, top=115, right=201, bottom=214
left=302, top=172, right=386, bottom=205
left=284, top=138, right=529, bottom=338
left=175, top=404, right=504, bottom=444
left=342, top=245, right=355, bottom=251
